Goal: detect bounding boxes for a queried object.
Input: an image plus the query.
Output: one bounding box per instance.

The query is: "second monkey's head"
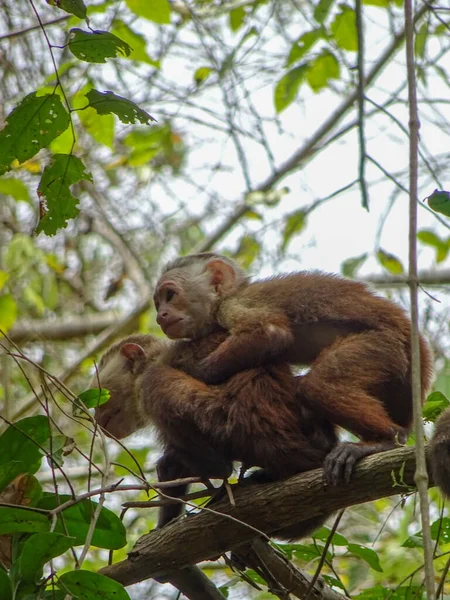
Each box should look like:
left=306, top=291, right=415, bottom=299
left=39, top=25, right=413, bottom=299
left=154, top=252, right=248, bottom=340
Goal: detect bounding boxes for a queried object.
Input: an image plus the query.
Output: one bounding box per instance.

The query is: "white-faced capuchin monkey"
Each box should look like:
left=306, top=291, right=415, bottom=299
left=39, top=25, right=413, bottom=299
left=154, top=252, right=434, bottom=476
left=94, top=331, right=339, bottom=539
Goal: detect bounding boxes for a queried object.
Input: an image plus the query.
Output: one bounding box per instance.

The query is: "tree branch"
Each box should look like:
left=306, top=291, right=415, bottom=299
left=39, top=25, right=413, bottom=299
left=100, top=445, right=429, bottom=587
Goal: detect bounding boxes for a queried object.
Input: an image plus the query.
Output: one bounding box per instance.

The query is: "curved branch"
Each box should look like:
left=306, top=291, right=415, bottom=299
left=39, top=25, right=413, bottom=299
left=100, top=445, right=431, bottom=586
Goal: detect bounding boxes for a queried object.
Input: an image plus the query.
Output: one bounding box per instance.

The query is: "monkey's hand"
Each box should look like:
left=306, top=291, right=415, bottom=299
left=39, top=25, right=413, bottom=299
left=323, top=439, right=406, bottom=486
left=198, top=324, right=294, bottom=384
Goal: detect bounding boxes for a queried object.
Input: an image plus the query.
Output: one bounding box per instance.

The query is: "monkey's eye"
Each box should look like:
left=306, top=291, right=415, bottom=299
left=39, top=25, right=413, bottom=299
left=166, top=289, right=176, bottom=302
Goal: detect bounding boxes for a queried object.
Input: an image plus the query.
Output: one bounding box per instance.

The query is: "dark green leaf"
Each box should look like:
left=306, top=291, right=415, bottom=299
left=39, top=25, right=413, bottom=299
left=415, top=23, right=428, bottom=59
left=0, top=506, right=49, bottom=535
left=19, top=532, right=76, bottom=583
left=417, top=229, right=448, bottom=263
left=282, top=210, right=307, bottom=250
left=330, top=5, right=358, bottom=51
left=0, top=93, right=70, bottom=175
left=86, top=90, right=156, bottom=125
left=283, top=543, right=325, bottom=561
left=322, top=575, right=346, bottom=591
left=314, top=0, right=335, bottom=23
left=69, top=29, right=132, bottom=63
left=0, top=294, right=17, bottom=332
left=422, top=391, right=450, bottom=421
left=0, top=416, right=50, bottom=492
left=36, top=154, right=93, bottom=236
left=313, top=526, right=348, bottom=546
left=431, top=517, right=450, bottom=543
left=307, top=50, right=340, bottom=92
left=402, top=533, right=423, bottom=548
left=58, top=570, right=131, bottom=600
left=49, top=0, right=87, bottom=19
left=125, top=0, right=171, bottom=24
left=341, top=253, right=368, bottom=278
left=354, top=585, right=424, bottom=600
left=37, top=494, right=127, bottom=549
left=0, top=570, right=12, bottom=600
left=0, top=178, right=31, bottom=202
left=376, top=249, right=404, bottom=275
left=426, top=189, right=450, bottom=217
left=229, top=6, right=246, bottom=32
left=347, top=543, right=382, bottom=572
left=274, top=65, right=308, bottom=113
left=286, top=29, right=323, bottom=66
left=78, top=388, right=111, bottom=409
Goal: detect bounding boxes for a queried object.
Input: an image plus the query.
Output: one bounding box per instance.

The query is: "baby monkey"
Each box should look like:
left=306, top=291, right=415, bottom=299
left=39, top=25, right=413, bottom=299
left=154, top=252, right=433, bottom=473
left=94, top=331, right=338, bottom=539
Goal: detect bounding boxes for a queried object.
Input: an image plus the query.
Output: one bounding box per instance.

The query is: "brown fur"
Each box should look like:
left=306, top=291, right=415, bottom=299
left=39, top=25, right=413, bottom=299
left=430, top=409, right=450, bottom=498
left=155, top=253, right=434, bottom=460
left=94, top=331, right=338, bottom=539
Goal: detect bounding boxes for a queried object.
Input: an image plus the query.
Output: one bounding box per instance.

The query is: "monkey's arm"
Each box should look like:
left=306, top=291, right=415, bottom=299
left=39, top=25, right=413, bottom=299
left=197, top=302, right=293, bottom=384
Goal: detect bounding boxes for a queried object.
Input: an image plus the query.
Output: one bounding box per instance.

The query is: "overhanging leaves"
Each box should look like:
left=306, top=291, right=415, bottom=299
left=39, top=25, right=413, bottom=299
left=36, top=154, right=93, bottom=236
left=58, top=570, right=131, bottom=600
left=0, top=93, right=70, bottom=175
left=48, top=0, right=87, bottom=19
left=85, top=90, right=156, bottom=125
left=69, top=29, right=132, bottom=63
left=0, top=506, right=49, bottom=535
left=19, top=532, right=76, bottom=583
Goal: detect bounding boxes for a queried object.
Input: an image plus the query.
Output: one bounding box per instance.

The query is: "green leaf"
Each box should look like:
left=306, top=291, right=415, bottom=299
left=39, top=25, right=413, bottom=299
left=0, top=506, right=49, bottom=535
left=307, top=50, right=340, bottom=92
left=0, top=294, right=17, bottom=332
left=281, top=543, right=325, bottom=561
left=0, top=416, right=50, bottom=492
left=0, top=569, right=12, bottom=600
left=354, top=585, right=423, bottom=600
left=69, top=29, right=132, bottom=63
left=313, top=526, right=349, bottom=546
left=422, top=391, right=450, bottom=421
left=347, top=543, right=383, bottom=572
left=19, top=532, right=76, bottom=583
left=194, top=67, right=213, bottom=85
left=112, top=20, right=160, bottom=66
left=314, top=0, right=335, bottom=23
left=282, top=209, right=307, bottom=250
left=36, top=154, right=93, bottom=236
left=341, top=253, right=368, bottom=278
left=49, top=0, right=87, bottom=19
left=58, top=570, right=131, bottom=600
left=0, top=271, right=8, bottom=291
left=235, top=236, right=261, bottom=269
left=330, top=5, right=358, bottom=51
left=86, top=89, right=157, bottom=125
left=0, top=177, right=31, bottom=202
left=376, top=249, right=404, bottom=275
left=229, top=6, right=246, bottom=32
left=415, top=22, right=428, bottom=59
left=431, top=517, right=450, bottom=544
left=286, top=29, right=323, bottom=66
left=417, top=229, right=448, bottom=263
left=0, top=93, right=70, bottom=175
left=37, top=495, right=127, bottom=549
left=426, top=189, right=450, bottom=217
left=274, top=65, right=308, bottom=113
left=78, top=388, right=111, bottom=409
left=125, top=0, right=171, bottom=24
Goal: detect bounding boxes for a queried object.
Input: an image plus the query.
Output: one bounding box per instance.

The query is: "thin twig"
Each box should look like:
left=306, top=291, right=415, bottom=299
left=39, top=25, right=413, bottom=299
left=404, top=0, right=436, bottom=596
left=355, top=0, right=369, bottom=209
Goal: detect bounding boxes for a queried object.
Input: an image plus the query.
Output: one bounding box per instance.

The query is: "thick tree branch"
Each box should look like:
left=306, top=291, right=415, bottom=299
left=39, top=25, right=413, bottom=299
left=100, top=445, right=430, bottom=587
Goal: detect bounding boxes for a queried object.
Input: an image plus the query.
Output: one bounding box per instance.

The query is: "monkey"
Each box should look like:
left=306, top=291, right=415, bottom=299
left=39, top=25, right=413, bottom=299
left=94, top=331, right=339, bottom=539
left=154, top=252, right=434, bottom=476
left=430, top=408, right=450, bottom=498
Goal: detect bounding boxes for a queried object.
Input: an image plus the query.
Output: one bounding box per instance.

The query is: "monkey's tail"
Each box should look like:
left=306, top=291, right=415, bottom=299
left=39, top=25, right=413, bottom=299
left=430, top=408, right=450, bottom=498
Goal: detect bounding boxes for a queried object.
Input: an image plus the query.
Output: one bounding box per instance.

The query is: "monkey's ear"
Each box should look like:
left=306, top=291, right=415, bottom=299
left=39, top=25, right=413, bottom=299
left=121, top=343, right=146, bottom=362
left=205, top=259, right=236, bottom=294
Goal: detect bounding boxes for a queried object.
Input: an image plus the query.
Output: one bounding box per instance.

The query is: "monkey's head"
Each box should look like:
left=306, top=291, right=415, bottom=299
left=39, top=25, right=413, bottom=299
left=92, top=334, right=168, bottom=439
left=154, top=253, right=248, bottom=340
